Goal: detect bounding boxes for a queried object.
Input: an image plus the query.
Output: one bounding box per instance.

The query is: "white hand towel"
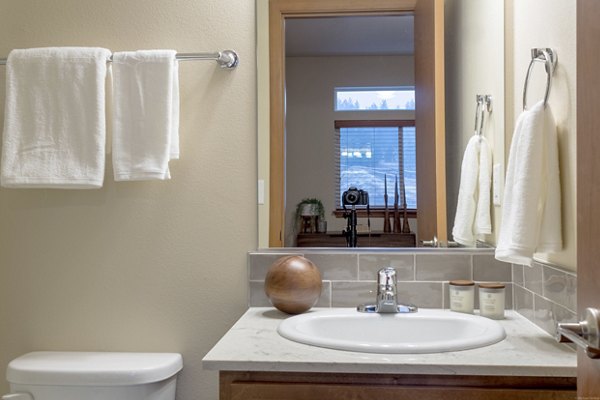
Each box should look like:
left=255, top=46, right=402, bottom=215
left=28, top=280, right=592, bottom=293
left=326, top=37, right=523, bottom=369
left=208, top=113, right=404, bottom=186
left=495, top=101, right=562, bottom=266
left=452, top=135, right=492, bottom=246
left=1, top=47, right=111, bottom=188
left=111, top=50, right=180, bottom=181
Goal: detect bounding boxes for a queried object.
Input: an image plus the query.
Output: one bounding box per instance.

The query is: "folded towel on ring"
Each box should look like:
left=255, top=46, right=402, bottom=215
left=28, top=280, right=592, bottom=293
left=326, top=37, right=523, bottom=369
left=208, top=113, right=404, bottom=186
left=495, top=100, right=562, bottom=266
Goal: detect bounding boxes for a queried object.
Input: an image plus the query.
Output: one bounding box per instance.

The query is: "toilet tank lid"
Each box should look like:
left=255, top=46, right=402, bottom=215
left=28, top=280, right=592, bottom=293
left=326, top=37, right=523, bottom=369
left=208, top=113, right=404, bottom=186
left=6, top=352, right=183, bottom=386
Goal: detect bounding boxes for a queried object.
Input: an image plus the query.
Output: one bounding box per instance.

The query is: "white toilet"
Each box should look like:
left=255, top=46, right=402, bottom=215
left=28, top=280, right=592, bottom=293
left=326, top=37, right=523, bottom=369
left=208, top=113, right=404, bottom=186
left=2, top=351, right=183, bottom=400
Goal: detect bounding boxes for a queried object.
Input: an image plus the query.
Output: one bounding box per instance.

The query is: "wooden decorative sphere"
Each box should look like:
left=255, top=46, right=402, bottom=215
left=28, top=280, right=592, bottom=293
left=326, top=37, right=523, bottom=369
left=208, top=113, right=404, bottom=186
left=265, top=256, right=322, bottom=314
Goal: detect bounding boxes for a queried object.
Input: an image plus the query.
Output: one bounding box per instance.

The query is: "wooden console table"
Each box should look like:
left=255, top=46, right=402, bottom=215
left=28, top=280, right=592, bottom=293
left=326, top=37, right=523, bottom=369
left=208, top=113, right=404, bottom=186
left=296, top=232, right=416, bottom=247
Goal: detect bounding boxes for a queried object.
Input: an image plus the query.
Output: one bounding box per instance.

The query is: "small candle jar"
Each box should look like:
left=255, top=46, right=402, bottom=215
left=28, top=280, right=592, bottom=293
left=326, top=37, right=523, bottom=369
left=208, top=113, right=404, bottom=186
left=478, top=283, right=506, bottom=319
left=449, top=280, right=475, bottom=314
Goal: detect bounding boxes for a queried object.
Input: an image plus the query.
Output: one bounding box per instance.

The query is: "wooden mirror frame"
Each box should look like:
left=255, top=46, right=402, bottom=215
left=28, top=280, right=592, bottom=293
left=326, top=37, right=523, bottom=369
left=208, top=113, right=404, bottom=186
left=268, top=0, right=446, bottom=247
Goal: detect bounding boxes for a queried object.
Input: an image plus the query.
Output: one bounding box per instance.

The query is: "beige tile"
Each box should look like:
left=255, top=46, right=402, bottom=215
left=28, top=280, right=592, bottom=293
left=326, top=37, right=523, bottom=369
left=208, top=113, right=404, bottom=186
left=533, top=294, right=577, bottom=337
left=523, top=262, right=544, bottom=295
left=316, top=281, right=332, bottom=308
left=332, top=281, right=376, bottom=307
left=249, top=280, right=270, bottom=307
left=542, top=265, right=577, bottom=312
left=512, top=264, right=524, bottom=286
left=249, top=280, right=331, bottom=309
left=358, top=253, right=414, bottom=281
left=303, top=253, right=359, bottom=280
left=248, top=252, right=304, bottom=280
left=473, top=255, right=511, bottom=281
left=416, top=254, right=472, bottom=281
left=398, top=281, right=444, bottom=308
left=514, top=285, right=534, bottom=322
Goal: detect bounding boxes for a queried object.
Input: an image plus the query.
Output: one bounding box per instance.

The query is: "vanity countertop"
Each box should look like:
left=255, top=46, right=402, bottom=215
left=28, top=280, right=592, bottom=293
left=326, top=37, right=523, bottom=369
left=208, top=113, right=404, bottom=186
left=202, top=307, right=576, bottom=377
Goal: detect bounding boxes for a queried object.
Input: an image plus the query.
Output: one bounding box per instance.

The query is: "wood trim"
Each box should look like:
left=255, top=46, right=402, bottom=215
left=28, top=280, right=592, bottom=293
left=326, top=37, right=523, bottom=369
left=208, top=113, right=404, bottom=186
left=268, top=0, right=444, bottom=247
left=268, top=1, right=286, bottom=247
left=222, top=371, right=576, bottom=388
left=333, top=208, right=417, bottom=219
left=414, top=0, right=446, bottom=244
left=577, top=0, right=600, bottom=396
left=231, top=382, right=575, bottom=400
left=269, top=0, right=416, bottom=15
left=334, top=120, right=415, bottom=128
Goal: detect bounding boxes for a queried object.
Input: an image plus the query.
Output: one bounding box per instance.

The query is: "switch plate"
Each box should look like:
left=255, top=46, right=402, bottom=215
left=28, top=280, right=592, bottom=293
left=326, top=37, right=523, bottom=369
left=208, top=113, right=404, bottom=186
left=258, top=179, right=265, bottom=205
left=493, top=163, right=503, bottom=206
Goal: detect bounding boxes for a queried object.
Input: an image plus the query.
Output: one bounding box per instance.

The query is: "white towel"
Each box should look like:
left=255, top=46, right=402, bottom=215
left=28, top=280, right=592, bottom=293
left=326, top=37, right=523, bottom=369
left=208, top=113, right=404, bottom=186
left=495, top=101, right=562, bottom=266
left=1, top=47, right=111, bottom=188
left=111, top=50, right=180, bottom=181
left=452, top=135, right=492, bottom=246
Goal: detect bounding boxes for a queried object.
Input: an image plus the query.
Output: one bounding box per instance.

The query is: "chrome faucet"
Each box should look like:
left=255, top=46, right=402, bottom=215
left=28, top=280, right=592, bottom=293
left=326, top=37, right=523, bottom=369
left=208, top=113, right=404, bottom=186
left=357, top=267, right=418, bottom=313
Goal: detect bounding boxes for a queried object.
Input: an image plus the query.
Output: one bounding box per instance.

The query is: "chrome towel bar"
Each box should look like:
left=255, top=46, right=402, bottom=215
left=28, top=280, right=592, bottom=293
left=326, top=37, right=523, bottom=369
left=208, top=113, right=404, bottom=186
left=0, top=49, right=239, bottom=69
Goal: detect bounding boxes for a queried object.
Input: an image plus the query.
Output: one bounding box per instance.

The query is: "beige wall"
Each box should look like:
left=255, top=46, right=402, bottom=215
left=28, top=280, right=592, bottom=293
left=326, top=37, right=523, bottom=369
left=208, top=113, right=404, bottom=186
left=507, top=0, right=577, bottom=270
left=285, top=55, right=415, bottom=246
left=444, top=0, right=505, bottom=246
left=257, top=0, right=270, bottom=248
left=0, top=1, right=256, bottom=399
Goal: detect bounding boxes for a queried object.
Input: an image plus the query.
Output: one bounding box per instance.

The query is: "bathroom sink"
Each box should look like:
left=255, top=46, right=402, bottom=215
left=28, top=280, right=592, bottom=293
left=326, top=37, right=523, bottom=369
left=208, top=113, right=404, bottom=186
left=278, top=308, right=506, bottom=354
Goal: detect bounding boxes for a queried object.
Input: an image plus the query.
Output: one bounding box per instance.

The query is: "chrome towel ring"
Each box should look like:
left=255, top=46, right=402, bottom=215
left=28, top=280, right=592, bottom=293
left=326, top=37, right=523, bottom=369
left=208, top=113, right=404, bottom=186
left=522, top=48, right=558, bottom=110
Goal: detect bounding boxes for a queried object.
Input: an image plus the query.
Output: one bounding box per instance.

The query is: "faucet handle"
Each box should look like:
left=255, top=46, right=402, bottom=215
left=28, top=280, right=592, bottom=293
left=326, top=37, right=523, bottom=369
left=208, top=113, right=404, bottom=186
left=377, top=267, right=397, bottom=289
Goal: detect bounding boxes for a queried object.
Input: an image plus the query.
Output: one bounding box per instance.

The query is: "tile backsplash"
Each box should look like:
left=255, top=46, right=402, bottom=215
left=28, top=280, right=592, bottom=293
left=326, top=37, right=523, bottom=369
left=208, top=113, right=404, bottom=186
left=512, top=260, right=577, bottom=337
left=248, top=248, right=511, bottom=310
left=248, top=249, right=578, bottom=338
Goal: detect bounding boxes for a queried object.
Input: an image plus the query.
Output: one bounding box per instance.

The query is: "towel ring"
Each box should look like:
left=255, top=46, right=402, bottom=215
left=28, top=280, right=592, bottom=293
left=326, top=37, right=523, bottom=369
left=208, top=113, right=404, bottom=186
left=522, top=48, right=557, bottom=110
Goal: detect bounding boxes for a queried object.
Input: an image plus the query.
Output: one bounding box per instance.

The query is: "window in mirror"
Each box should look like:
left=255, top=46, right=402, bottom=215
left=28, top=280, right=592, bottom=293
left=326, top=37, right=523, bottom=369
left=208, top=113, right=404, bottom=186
left=335, top=120, right=417, bottom=210
left=335, top=87, right=416, bottom=111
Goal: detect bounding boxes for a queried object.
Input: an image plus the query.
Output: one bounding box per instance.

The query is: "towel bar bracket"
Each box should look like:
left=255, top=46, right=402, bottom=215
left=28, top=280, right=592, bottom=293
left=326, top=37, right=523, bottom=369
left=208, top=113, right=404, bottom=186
left=531, top=48, right=558, bottom=73
left=474, top=95, right=492, bottom=136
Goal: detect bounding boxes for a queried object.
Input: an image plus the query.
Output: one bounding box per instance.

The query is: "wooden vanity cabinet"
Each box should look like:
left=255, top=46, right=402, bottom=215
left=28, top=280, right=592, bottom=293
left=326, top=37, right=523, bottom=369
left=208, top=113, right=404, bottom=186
left=220, top=371, right=576, bottom=400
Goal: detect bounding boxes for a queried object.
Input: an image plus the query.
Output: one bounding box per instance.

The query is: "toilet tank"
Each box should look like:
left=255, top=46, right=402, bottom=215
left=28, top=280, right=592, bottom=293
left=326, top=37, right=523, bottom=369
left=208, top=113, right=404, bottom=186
left=3, top=352, right=183, bottom=400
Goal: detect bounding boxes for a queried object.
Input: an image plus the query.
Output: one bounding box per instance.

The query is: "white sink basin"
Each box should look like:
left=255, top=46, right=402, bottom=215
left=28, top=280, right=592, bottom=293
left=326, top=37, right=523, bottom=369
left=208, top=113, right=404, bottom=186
left=278, top=308, right=506, bottom=354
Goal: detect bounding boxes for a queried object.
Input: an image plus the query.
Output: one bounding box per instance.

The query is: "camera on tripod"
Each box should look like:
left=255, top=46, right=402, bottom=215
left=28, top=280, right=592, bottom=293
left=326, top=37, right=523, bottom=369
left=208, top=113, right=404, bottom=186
left=342, top=186, right=369, bottom=207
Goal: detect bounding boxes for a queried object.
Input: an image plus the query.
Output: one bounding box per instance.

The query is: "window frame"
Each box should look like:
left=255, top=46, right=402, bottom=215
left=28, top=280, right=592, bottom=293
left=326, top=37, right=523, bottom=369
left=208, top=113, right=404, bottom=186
left=334, top=119, right=418, bottom=218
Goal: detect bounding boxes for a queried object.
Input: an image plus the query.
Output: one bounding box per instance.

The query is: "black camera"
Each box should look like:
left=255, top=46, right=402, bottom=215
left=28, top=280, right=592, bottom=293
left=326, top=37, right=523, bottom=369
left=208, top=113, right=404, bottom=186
left=342, top=186, right=369, bottom=206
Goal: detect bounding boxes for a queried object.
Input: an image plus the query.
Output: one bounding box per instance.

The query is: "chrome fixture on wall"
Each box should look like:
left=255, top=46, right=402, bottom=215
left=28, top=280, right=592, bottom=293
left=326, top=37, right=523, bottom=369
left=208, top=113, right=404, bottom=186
left=0, top=50, right=240, bottom=69
left=522, top=48, right=557, bottom=110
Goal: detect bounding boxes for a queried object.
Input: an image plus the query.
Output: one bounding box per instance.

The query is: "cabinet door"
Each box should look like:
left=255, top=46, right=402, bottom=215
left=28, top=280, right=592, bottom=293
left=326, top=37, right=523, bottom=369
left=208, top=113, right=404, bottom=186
left=230, top=382, right=575, bottom=400
left=577, top=0, right=600, bottom=397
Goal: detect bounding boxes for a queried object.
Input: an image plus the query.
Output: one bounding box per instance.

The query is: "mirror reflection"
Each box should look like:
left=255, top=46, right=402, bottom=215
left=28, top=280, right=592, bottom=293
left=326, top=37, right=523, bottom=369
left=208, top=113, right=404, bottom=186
left=285, top=15, right=418, bottom=248
left=256, top=0, right=505, bottom=249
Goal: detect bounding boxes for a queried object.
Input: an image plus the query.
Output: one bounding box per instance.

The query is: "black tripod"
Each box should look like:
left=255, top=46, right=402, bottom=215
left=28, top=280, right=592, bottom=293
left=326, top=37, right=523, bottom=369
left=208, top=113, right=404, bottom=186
left=343, top=205, right=358, bottom=247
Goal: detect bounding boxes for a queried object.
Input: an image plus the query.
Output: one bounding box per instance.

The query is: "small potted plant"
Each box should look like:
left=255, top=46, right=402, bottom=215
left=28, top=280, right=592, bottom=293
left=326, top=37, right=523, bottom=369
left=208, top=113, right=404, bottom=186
left=294, top=198, right=325, bottom=233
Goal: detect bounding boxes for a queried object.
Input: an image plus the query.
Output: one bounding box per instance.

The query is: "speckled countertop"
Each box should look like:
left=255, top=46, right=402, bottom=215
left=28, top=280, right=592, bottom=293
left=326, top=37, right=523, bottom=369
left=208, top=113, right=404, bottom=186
left=203, top=307, right=576, bottom=377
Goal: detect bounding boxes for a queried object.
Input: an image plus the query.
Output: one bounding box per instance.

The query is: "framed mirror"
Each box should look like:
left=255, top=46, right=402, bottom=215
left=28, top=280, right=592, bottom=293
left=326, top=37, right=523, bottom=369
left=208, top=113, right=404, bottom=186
left=257, top=0, right=505, bottom=249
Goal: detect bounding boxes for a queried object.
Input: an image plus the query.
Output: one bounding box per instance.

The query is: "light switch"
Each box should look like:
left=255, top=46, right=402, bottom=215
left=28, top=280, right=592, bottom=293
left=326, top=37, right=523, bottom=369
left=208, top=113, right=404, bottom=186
left=258, top=179, right=265, bottom=205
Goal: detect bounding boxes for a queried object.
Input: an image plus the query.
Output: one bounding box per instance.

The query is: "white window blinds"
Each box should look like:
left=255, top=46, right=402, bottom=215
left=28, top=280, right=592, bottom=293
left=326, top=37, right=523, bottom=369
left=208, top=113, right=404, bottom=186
left=335, top=124, right=417, bottom=209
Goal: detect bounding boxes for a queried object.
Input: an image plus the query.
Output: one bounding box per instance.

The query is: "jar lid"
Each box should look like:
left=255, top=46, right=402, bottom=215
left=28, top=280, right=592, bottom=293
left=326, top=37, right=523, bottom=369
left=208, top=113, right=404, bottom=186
left=479, top=282, right=506, bottom=289
left=449, top=280, right=475, bottom=286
